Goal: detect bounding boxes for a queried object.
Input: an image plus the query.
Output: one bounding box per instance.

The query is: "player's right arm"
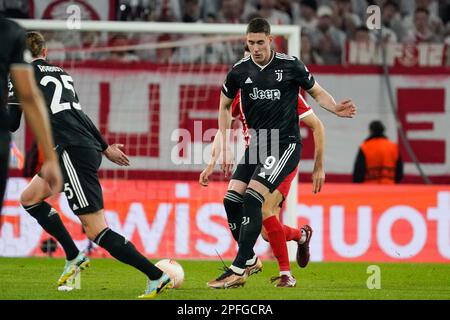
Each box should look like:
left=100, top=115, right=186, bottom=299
left=9, top=66, right=62, bottom=193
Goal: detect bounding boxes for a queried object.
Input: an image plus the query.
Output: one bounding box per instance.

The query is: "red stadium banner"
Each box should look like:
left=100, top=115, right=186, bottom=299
left=2, top=178, right=450, bottom=263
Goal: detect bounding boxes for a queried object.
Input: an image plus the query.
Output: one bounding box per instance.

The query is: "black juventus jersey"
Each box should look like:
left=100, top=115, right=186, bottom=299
left=0, top=17, right=28, bottom=133
left=222, top=51, right=315, bottom=145
left=8, top=59, right=108, bottom=152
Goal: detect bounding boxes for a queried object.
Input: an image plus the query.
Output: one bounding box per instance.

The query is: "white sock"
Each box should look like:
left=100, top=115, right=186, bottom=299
left=245, top=255, right=257, bottom=266
left=280, top=271, right=291, bottom=277
left=299, top=228, right=307, bottom=244
left=230, top=265, right=245, bottom=275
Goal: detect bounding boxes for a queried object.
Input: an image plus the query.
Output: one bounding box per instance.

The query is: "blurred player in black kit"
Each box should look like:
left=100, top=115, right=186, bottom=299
left=0, top=17, right=62, bottom=219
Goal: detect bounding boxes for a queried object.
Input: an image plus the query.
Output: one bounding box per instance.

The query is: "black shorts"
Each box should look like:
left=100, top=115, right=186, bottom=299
left=0, top=133, right=10, bottom=214
left=231, top=143, right=301, bottom=193
left=58, top=146, right=103, bottom=215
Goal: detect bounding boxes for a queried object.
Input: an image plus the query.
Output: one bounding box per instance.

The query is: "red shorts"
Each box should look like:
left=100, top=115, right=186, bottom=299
left=276, top=166, right=298, bottom=207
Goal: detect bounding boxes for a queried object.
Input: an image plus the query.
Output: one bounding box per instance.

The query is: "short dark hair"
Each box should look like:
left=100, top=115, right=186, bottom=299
left=246, top=18, right=271, bottom=35
left=369, top=121, right=385, bottom=136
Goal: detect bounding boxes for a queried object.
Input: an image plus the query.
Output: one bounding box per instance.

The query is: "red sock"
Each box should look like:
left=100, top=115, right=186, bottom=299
left=282, top=225, right=301, bottom=242
left=263, top=216, right=290, bottom=272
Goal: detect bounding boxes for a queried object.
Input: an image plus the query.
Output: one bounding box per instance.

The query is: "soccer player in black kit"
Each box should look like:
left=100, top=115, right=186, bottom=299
left=0, top=17, right=62, bottom=218
left=208, top=18, right=356, bottom=289
left=8, top=32, right=172, bottom=298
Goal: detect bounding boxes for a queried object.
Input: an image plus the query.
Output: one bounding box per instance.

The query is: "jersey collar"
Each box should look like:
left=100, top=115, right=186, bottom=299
left=251, top=50, right=275, bottom=71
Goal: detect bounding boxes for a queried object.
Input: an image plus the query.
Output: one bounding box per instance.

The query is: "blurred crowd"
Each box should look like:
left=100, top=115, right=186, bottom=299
left=1, top=0, right=450, bottom=65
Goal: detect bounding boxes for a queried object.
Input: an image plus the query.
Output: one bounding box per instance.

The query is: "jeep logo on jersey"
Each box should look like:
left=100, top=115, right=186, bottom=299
left=249, top=87, right=281, bottom=100
left=275, top=69, right=283, bottom=82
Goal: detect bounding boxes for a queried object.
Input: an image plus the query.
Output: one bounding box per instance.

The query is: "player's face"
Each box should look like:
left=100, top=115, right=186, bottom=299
left=246, top=33, right=273, bottom=65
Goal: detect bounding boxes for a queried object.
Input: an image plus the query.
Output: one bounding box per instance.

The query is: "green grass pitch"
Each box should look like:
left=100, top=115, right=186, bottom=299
left=0, top=258, right=449, bottom=300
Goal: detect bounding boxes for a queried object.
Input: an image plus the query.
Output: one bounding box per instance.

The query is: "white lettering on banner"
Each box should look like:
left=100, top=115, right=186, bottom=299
left=427, top=192, right=450, bottom=259
left=105, top=202, right=172, bottom=254
left=290, top=205, right=324, bottom=262
left=175, top=204, right=190, bottom=254
left=348, top=42, right=446, bottom=67
left=195, top=204, right=231, bottom=256
left=377, top=206, right=427, bottom=258
left=0, top=206, right=42, bottom=256
left=330, top=206, right=372, bottom=258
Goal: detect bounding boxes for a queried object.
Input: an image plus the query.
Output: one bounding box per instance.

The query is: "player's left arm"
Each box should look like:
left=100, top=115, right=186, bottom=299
left=292, top=57, right=356, bottom=118
left=307, top=82, right=356, bottom=118
left=301, top=112, right=325, bottom=193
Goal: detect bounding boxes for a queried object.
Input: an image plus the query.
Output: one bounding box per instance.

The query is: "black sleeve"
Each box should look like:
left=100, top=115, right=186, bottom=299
left=395, top=155, right=404, bottom=183
left=221, top=68, right=239, bottom=100
left=352, top=148, right=366, bottom=183
left=10, top=25, right=29, bottom=66
left=7, top=78, right=22, bottom=132
left=7, top=105, right=22, bottom=132
left=83, top=113, right=109, bottom=151
left=293, top=57, right=315, bottom=91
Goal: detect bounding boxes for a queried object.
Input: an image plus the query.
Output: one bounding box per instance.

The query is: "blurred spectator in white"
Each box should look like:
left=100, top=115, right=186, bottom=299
left=311, top=5, right=346, bottom=64
left=403, top=8, right=443, bottom=43
left=400, top=0, right=440, bottom=19
left=381, top=1, right=406, bottom=41
left=353, top=25, right=371, bottom=44
left=257, top=0, right=292, bottom=25
left=332, top=0, right=362, bottom=38
left=181, top=0, right=202, bottom=22
left=402, top=0, right=444, bottom=39
left=349, top=0, right=368, bottom=23
left=107, top=34, right=140, bottom=62
left=300, top=32, right=324, bottom=64
left=296, top=0, right=318, bottom=35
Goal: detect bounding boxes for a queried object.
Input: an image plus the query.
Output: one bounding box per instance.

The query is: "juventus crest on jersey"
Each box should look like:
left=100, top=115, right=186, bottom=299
left=222, top=51, right=316, bottom=146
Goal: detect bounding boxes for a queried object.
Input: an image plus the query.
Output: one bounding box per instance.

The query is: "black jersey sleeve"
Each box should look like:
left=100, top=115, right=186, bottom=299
left=221, top=68, right=240, bottom=100
left=10, top=27, right=28, bottom=66
left=83, top=114, right=109, bottom=151
left=292, top=58, right=315, bottom=91
left=7, top=78, right=22, bottom=132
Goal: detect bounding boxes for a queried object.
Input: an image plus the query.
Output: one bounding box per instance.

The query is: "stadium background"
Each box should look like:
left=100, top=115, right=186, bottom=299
left=1, top=0, right=450, bottom=267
